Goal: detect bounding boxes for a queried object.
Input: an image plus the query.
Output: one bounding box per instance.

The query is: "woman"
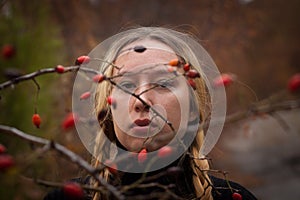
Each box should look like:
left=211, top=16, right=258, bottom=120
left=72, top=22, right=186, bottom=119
left=45, top=27, right=257, bottom=200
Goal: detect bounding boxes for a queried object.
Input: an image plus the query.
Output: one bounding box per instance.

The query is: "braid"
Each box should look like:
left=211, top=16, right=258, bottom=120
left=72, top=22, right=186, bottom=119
left=91, top=130, right=111, bottom=200
left=190, top=130, right=213, bottom=200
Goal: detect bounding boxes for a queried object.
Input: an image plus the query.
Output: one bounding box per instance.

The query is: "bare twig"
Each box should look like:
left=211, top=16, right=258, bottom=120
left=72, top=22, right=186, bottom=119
left=0, top=66, right=100, bottom=90
left=225, top=99, right=300, bottom=124
left=21, top=176, right=107, bottom=194
left=0, top=125, right=124, bottom=200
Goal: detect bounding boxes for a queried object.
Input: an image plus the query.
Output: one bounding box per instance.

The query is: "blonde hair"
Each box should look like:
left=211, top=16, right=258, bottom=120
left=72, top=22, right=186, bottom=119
left=92, top=27, right=213, bottom=200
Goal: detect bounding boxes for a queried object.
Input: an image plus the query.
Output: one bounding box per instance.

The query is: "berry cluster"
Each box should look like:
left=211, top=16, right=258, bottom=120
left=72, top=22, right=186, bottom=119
left=1, top=51, right=299, bottom=200
left=8, top=54, right=299, bottom=134
left=105, top=146, right=174, bottom=175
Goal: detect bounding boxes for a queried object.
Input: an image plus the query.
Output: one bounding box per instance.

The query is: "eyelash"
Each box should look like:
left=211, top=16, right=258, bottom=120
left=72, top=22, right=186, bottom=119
left=118, top=79, right=174, bottom=92
left=156, top=79, right=174, bottom=88
left=120, top=82, right=136, bottom=89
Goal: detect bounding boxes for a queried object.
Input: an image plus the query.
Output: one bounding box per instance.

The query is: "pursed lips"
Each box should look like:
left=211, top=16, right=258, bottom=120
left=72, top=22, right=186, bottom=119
left=134, top=118, right=151, bottom=126
left=128, top=118, right=157, bottom=137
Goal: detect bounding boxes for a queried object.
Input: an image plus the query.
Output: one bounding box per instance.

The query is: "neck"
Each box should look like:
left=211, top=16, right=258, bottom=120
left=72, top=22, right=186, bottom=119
left=112, top=153, right=196, bottom=199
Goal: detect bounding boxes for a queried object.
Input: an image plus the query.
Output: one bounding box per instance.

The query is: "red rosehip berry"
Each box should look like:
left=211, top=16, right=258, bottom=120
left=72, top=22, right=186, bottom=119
left=187, top=79, right=197, bottom=90
left=75, top=55, right=90, bottom=65
left=0, top=144, right=7, bottom=154
left=106, top=96, right=116, bottom=109
left=55, top=65, right=65, bottom=73
left=232, top=192, right=243, bottom=200
left=214, top=73, right=235, bottom=87
left=92, top=74, right=106, bottom=83
left=287, top=73, right=300, bottom=92
left=105, top=160, right=118, bottom=175
left=63, top=182, right=84, bottom=199
left=80, top=92, right=91, bottom=100
left=157, top=146, right=173, bottom=158
left=138, top=148, right=147, bottom=163
left=62, top=112, right=78, bottom=130
left=183, top=63, right=190, bottom=72
left=1, top=44, right=16, bottom=59
left=32, top=114, right=42, bottom=128
left=108, top=164, right=118, bottom=175
left=186, top=69, right=200, bottom=78
left=169, top=59, right=179, bottom=66
left=0, top=154, right=14, bottom=171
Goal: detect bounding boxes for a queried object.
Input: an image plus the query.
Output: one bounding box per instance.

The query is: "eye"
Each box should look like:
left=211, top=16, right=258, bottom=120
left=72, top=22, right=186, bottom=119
left=156, top=79, right=174, bottom=88
left=119, top=81, right=136, bottom=90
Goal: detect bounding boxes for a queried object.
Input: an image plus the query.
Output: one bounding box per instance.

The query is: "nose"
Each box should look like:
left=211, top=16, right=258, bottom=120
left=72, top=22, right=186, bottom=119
left=133, top=85, right=153, bottom=113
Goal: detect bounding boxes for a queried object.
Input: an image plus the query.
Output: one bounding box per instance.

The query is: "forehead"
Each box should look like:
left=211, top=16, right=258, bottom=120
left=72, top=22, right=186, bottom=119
left=114, top=39, right=178, bottom=73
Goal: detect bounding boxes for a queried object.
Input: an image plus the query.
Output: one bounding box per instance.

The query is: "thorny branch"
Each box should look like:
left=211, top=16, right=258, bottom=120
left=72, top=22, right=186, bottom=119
left=0, top=62, right=299, bottom=199
left=0, top=126, right=183, bottom=199
left=224, top=99, right=300, bottom=124
left=22, top=176, right=107, bottom=194
left=0, top=125, right=124, bottom=200
left=0, top=65, right=100, bottom=90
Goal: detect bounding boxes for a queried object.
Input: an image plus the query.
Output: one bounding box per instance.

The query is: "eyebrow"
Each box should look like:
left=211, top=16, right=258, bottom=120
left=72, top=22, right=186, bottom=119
left=118, top=63, right=169, bottom=76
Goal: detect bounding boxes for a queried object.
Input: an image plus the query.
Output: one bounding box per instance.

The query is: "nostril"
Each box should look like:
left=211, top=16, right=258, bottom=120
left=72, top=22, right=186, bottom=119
left=142, top=104, right=150, bottom=113
left=134, top=102, right=150, bottom=112
left=133, top=86, right=153, bottom=112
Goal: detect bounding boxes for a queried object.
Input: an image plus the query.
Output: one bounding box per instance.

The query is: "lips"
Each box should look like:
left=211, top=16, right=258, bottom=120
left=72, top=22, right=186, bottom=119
left=129, top=118, right=162, bottom=138
left=134, top=118, right=150, bottom=126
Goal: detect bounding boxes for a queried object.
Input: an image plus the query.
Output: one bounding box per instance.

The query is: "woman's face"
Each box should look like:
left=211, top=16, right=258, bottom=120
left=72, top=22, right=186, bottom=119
left=111, top=39, right=190, bottom=152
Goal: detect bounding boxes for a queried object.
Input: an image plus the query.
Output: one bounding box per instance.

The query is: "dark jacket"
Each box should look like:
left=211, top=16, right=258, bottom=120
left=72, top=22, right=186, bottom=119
left=45, top=151, right=256, bottom=200
left=44, top=174, right=256, bottom=200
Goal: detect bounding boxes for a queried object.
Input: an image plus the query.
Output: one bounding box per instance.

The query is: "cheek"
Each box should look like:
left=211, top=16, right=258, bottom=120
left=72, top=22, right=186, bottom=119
left=162, top=85, right=191, bottom=132
left=160, top=94, right=182, bottom=127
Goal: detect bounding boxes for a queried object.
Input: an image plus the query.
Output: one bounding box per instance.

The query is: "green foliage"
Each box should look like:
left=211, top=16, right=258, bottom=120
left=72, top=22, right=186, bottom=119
left=0, top=1, right=65, bottom=199
left=0, top=1, right=64, bottom=131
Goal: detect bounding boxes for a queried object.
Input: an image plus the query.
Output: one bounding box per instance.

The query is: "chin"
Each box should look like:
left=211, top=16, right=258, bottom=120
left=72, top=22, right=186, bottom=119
left=122, top=138, right=146, bottom=152
left=117, top=131, right=175, bottom=152
left=144, top=134, right=173, bottom=152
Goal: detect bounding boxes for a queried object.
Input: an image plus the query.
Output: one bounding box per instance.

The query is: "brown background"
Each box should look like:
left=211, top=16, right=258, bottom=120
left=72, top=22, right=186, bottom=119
left=1, top=0, right=300, bottom=199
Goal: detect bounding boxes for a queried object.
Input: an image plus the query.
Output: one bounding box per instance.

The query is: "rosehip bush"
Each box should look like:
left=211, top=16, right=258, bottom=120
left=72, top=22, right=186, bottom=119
left=1, top=44, right=16, bottom=59
left=63, top=182, right=84, bottom=200
left=138, top=148, right=147, bottom=163
left=32, top=113, right=42, bottom=128
left=93, top=74, right=106, bottom=83
left=62, top=112, right=78, bottom=130
left=55, top=65, right=65, bottom=73
left=106, top=96, right=116, bottom=109
left=0, top=154, right=15, bottom=172
left=232, top=192, right=243, bottom=200
left=287, top=73, right=300, bottom=92
left=168, top=58, right=179, bottom=66
left=0, top=144, right=7, bottom=154
left=80, top=92, right=91, bottom=100
left=105, top=160, right=118, bottom=175
left=214, top=73, right=235, bottom=87
left=75, top=55, right=90, bottom=65
left=157, top=146, right=173, bottom=158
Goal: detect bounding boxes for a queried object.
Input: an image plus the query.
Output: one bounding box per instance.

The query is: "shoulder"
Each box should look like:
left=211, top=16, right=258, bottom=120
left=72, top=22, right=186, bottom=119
left=210, top=176, right=257, bottom=200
